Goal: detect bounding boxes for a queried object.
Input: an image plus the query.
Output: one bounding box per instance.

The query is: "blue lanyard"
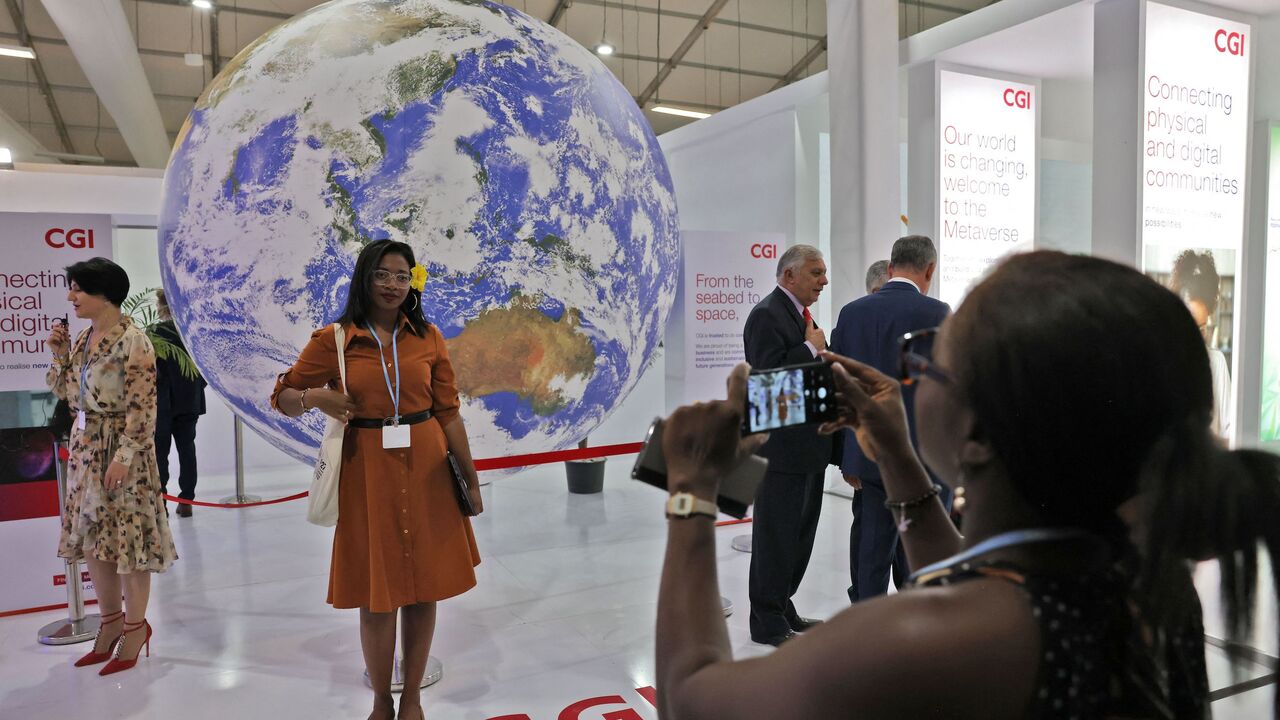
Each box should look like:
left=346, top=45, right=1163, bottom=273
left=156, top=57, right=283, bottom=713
left=908, top=527, right=1093, bottom=582
left=78, top=332, right=97, bottom=406
left=365, top=321, right=400, bottom=422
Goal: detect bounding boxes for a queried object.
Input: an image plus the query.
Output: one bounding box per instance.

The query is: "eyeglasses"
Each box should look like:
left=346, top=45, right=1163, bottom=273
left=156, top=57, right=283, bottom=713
left=899, top=327, right=952, bottom=386
left=372, top=269, right=413, bottom=287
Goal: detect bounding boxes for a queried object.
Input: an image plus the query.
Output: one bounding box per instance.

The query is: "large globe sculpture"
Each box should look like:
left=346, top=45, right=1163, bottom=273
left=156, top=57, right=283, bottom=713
left=159, top=0, right=680, bottom=466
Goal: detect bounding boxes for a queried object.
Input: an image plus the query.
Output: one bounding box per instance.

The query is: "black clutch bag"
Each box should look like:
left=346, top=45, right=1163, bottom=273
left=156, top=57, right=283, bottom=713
left=49, top=399, right=74, bottom=440
left=447, top=452, right=479, bottom=516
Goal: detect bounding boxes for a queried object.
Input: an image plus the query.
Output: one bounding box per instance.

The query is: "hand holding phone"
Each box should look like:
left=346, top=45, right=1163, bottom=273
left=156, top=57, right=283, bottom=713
left=631, top=364, right=769, bottom=518
left=47, top=318, right=71, bottom=357
left=631, top=418, right=766, bottom=518
left=742, top=360, right=837, bottom=435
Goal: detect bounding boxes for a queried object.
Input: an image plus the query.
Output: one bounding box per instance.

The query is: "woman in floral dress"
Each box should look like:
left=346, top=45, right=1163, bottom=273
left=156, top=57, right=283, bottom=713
left=46, top=257, right=177, bottom=675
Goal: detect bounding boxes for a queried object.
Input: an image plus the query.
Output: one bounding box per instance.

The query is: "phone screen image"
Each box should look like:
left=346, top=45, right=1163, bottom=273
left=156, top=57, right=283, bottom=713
left=743, top=362, right=836, bottom=434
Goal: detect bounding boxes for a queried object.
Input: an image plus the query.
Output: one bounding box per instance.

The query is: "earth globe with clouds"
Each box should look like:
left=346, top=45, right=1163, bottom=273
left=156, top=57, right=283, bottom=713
left=159, top=0, right=680, bottom=466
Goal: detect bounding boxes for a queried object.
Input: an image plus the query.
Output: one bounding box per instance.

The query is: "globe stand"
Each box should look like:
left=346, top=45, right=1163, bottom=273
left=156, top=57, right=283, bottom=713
left=364, top=655, right=443, bottom=692
left=220, top=418, right=262, bottom=505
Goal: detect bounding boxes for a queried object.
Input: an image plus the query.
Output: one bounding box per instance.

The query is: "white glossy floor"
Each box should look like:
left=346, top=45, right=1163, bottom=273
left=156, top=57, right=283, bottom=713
left=1, top=461, right=1276, bottom=719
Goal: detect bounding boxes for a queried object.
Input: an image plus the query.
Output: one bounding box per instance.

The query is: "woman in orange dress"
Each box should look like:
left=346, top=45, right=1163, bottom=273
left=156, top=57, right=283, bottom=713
left=271, top=239, right=483, bottom=720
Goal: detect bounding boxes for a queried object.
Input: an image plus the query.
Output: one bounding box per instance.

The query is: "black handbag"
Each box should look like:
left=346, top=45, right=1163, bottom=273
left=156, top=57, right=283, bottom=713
left=447, top=452, right=479, bottom=516
left=49, top=399, right=74, bottom=440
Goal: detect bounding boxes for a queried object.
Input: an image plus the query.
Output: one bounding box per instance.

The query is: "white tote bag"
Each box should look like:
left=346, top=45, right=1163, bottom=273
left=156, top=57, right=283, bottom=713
left=307, top=323, right=347, bottom=527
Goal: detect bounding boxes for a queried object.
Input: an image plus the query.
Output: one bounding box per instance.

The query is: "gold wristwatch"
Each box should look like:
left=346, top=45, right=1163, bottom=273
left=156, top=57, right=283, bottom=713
left=666, top=492, right=717, bottom=520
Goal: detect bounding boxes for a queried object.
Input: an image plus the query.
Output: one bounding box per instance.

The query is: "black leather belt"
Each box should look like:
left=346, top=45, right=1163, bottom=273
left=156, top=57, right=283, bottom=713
left=348, top=409, right=433, bottom=429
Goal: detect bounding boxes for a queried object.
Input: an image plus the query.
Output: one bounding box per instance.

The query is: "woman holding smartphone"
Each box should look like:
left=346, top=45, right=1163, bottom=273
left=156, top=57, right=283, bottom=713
left=652, top=251, right=1279, bottom=719
left=45, top=257, right=177, bottom=676
left=271, top=239, right=482, bottom=720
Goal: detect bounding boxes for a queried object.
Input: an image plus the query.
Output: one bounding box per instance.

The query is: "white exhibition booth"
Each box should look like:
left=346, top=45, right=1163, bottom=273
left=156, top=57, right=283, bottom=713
left=2, top=0, right=1278, bottom=620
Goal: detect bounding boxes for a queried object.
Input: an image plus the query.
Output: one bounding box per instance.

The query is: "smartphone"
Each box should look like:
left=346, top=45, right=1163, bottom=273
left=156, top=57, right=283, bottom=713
left=631, top=418, right=767, bottom=519
left=741, top=361, right=837, bottom=435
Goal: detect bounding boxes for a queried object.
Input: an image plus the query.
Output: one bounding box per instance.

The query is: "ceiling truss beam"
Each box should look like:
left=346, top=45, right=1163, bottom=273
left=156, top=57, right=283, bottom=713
left=548, top=0, right=572, bottom=26
left=566, top=0, right=824, bottom=41
left=636, top=0, right=730, bottom=107
left=771, top=35, right=827, bottom=90
left=612, top=52, right=784, bottom=80
left=2, top=0, right=74, bottom=153
left=136, top=0, right=291, bottom=21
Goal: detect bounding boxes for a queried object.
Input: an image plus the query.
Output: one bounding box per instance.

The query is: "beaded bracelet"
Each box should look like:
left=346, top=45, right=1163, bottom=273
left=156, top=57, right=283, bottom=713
left=884, top=483, right=942, bottom=533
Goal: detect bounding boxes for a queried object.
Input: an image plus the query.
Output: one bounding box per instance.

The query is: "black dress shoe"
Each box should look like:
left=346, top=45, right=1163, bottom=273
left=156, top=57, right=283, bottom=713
left=751, top=630, right=796, bottom=647
left=788, top=616, right=822, bottom=632
left=176, top=503, right=193, bottom=518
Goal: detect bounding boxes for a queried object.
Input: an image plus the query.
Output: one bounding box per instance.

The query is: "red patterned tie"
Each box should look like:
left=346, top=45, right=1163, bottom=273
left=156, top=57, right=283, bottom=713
left=802, top=307, right=813, bottom=328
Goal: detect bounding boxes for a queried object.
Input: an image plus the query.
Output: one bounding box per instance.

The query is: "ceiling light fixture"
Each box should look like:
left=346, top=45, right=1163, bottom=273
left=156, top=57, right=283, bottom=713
left=191, top=0, right=214, bottom=10
left=0, top=147, right=14, bottom=169
left=651, top=105, right=712, bottom=120
left=0, top=44, right=37, bottom=60
left=34, top=151, right=106, bottom=165
left=595, top=42, right=615, bottom=56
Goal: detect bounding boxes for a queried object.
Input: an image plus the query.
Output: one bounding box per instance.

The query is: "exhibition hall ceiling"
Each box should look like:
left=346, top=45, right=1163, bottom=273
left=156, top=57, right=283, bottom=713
left=0, top=0, right=992, bottom=167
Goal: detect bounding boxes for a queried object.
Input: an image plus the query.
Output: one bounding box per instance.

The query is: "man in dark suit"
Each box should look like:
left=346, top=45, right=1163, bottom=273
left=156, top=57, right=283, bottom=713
left=154, top=289, right=207, bottom=517
left=830, top=236, right=951, bottom=602
left=743, top=244, right=831, bottom=646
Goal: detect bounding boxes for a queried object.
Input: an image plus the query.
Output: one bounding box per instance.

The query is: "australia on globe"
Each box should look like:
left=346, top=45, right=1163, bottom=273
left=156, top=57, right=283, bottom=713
left=159, top=0, right=680, bottom=466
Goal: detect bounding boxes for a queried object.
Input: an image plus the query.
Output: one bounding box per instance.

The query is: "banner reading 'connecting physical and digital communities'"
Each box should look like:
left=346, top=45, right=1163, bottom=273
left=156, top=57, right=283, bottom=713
left=0, top=212, right=113, bottom=393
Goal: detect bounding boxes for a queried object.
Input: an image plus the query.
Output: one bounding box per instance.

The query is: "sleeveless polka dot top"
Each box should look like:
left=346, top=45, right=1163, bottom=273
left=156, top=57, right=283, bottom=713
left=914, top=559, right=1208, bottom=719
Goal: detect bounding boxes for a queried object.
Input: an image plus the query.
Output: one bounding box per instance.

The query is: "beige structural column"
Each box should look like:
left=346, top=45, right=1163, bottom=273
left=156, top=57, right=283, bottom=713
left=42, top=0, right=171, bottom=169
left=825, top=0, right=901, bottom=310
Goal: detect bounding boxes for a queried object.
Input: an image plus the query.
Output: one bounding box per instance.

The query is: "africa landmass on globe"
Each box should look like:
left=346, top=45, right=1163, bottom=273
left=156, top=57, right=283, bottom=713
left=158, top=0, right=680, bottom=465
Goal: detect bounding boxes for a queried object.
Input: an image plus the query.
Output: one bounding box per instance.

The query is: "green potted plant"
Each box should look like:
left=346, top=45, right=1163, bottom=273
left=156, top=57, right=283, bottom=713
left=565, top=437, right=606, bottom=494
left=121, top=288, right=202, bottom=380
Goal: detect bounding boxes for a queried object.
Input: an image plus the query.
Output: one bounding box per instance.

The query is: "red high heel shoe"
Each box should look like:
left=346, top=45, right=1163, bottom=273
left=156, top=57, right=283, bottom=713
left=73, top=610, right=125, bottom=667
left=99, top=619, right=151, bottom=676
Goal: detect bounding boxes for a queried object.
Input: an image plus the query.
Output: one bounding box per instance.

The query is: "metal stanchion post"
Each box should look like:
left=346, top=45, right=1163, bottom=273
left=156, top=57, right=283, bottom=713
left=364, top=655, right=444, bottom=691
left=220, top=416, right=261, bottom=505
left=731, top=533, right=752, bottom=553
left=39, top=439, right=100, bottom=645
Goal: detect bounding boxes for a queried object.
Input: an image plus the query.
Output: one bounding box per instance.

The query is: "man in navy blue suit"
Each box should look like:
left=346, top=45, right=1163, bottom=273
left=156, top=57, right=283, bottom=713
left=830, top=236, right=951, bottom=602
left=742, top=244, right=832, bottom=646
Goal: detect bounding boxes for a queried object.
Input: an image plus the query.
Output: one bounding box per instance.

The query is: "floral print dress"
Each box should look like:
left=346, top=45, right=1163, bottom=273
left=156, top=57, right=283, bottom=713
left=46, top=316, right=177, bottom=573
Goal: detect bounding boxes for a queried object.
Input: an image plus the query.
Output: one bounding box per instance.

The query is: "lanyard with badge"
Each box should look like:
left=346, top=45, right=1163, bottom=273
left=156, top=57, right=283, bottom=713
left=76, top=332, right=96, bottom=432
left=366, top=322, right=411, bottom=449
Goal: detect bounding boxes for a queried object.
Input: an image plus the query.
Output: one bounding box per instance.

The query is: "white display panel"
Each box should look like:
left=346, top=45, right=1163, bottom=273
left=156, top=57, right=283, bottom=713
left=1262, top=126, right=1280, bottom=445
left=1140, top=2, right=1252, bottom=445
left=937, top=69, right=1037, bottom=309
left=680, top=231, right=783, bottom=405
left=1141, top=2, right=1251, bottom=253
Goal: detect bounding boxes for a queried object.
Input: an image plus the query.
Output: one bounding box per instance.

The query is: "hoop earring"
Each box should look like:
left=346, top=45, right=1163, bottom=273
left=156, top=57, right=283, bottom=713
left=406, top=293, right=419, bottom=311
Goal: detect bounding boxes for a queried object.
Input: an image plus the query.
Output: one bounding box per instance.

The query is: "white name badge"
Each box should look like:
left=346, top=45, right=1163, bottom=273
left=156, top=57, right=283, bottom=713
left=382, top=424, right=411, bottom=449
left=77, top=411, right=85, bottom=431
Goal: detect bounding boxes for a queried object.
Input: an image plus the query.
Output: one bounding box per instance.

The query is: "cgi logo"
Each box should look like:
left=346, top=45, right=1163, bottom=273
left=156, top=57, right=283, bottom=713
left=1003, top=88, right=1032, bottom=109
left=1215, top=29, right=1245, bottom=56
left=45, top=228, right=96, bottom=249
left=750, top=243, right=777, bottom=259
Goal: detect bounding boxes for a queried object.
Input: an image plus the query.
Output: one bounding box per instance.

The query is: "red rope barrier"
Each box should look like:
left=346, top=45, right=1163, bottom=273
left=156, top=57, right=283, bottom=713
left=162, top=442, right=646, bottom=508
left=472, top=442, right=644, bottom=471
left=163, top=491, right=310, bottom=509
left=714, top=517, right=753, bottom=527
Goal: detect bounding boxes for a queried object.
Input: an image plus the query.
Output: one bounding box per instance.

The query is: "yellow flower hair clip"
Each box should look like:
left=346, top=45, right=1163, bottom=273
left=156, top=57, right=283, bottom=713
left=410, top=264, right=428, bottom=292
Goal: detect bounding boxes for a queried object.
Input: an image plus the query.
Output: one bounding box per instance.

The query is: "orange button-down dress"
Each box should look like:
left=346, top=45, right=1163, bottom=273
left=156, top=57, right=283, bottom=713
left=272, top=318, right=479, bottom=612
